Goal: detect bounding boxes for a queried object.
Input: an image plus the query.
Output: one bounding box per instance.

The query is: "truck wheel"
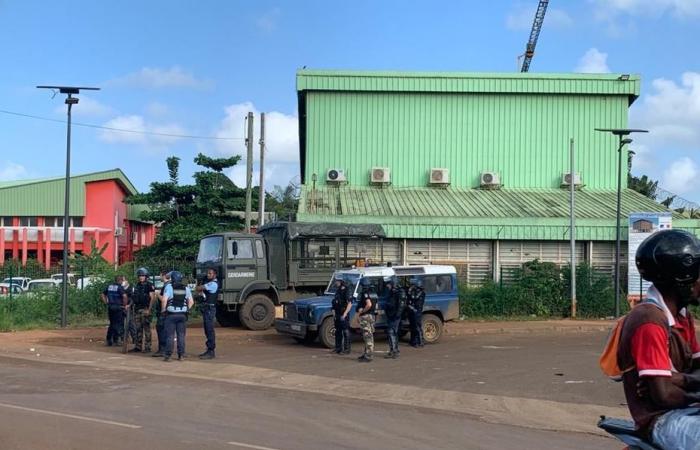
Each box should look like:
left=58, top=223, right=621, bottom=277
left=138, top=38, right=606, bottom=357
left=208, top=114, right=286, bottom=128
left=216, top=304, right=240, bottom=327
left=293, top=332, right=318, bottom=345
left=319, top=317, right=335, bottom=349
left=422, top=314, right=443, bottom=344
left=239, top=294, right=276, bottom=331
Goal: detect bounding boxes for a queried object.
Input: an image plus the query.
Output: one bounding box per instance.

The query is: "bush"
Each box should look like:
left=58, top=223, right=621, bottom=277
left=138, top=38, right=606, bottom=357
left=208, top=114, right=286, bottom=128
left=460, top=260, right=618, bottom=319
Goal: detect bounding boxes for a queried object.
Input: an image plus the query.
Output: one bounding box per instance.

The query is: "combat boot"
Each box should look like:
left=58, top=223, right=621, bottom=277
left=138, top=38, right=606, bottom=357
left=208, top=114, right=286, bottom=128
left=128, top=347, right=141, bottom=353
left=384, top=351, right=394, bottom=359
left=358, top=354, right=372, bottom=363
left=199, top=351, right=215, bottom=360
left=163, top=356, right=172, bottom=362
left=151, top=351, right=163, bottom=357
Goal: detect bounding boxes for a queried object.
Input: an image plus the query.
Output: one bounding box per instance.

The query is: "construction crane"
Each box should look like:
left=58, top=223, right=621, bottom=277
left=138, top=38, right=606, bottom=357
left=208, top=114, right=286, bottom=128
left=520, top=0, right=549, bottom=72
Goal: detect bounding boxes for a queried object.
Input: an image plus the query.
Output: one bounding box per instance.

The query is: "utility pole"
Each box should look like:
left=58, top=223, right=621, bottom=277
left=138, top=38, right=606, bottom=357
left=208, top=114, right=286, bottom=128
left=37, top=85, right=99, bottom=328
left=569, top=138, right=577, bottom=318
left=258, top=112, right=266, bottom=227
left=244, top=112, right=254, bottom=233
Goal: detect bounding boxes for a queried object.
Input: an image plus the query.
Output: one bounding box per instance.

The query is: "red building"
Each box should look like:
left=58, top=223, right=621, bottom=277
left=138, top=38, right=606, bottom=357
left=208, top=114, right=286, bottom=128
left=0, top=169, right=156, bottom=268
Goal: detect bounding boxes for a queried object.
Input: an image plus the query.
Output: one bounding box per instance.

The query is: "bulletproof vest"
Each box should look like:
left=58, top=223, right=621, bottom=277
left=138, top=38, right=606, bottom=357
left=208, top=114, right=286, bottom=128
left=332, top=287, right=349, bottom=313
left=106, top=283, right=123, bottom=306
left=204, top=281, right=218, bottom=305
left=359, top=291, right=376, bottom=315
left=409, top=288, right=425, bottom=311
left=385, top=287, right=406, bottom=319
left=133, top=282, right=152, bottom=309
left=166, top=283, right=188, bottom=313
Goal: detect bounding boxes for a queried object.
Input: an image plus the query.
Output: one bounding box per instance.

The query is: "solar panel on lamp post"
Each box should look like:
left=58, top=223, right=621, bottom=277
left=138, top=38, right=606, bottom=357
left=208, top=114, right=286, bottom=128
left=36, top=85, right=100, bottom=327
left=594, top=128, right=649, bottom=318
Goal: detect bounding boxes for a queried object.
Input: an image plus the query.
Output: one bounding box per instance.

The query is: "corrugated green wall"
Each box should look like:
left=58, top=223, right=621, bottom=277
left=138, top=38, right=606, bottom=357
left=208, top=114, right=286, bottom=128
left=304, top=91, right=628, bottom=189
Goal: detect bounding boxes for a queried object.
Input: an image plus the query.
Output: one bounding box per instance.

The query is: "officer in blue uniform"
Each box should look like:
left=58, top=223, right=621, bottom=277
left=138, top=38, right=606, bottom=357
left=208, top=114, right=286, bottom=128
left=101, top=275, right=128, bottom=346
left=331, top=276, right=352, bottom=354
left=197, top=267, right=219, bottom=360
left=151, top=270, right=170, bottom=357
left=384, top=276, right=406, bottom=359
left=407, top=277, right=425, bottom=348
left=160, top=271, right=194, bottom=362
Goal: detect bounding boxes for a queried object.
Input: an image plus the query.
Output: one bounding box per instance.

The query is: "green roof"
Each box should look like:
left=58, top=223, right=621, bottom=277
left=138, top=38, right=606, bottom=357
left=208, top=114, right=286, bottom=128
left=297, top=70, right=640, bottom=101
left=297, top=186, right=699, bottom=241
left=0, top=169, right=139, bottom=217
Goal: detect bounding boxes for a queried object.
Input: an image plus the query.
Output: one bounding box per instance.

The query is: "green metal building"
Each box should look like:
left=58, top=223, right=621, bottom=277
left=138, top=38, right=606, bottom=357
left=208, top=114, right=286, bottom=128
left=295, top=70, right=699, bottom=283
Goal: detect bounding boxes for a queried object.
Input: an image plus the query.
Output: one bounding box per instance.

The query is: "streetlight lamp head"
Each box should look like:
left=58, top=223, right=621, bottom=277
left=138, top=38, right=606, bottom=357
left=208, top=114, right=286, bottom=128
left=621, top=138, right=633, bottom=145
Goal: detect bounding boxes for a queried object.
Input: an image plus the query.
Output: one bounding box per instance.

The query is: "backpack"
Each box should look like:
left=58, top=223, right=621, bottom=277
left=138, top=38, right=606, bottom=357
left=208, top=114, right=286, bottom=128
left=599, top=316, right=631, bottom=380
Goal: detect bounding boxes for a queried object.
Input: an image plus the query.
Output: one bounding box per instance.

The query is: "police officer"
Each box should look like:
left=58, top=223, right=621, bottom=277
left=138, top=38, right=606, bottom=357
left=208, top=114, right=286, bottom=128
left=121, top=275, right=137, bottom=345
left=101, top=275, right=128, bottom=347
left=129, top=267, right=155, bottom=353
left=356, top=277, right=377, bottom=363
left=197, top=268, right=219, bottom=360
left=160, top=271, right=194, bottom=362
left=407, top=277, right=425, bottom=348
left=384, top=276, right=406, bottom=359
left=331, top=276, right=352, bottom=354
left=151, top=270, right=170, bottom=357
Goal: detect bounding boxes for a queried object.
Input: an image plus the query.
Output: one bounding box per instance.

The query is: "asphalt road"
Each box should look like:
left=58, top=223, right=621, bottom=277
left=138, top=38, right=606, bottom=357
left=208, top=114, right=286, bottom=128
left=0, top=356, right=617, bottom=450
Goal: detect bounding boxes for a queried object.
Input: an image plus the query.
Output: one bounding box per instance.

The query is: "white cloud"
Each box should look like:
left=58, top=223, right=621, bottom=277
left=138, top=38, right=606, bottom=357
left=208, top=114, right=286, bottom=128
left=0, top=161, right=29, bottom=181
left=54, top=95, right=114, bottom=118
left=98, top=114, right=185, bottom=148
left=575, top=48, right=610, bottom=73
left=662, top=157, right=699, bottom=194
left=629, top=144, right=654, bottom=172
left=506, top=6, right=573, bottom=30
left=215, top=102, right=299, bottom=189
left=107, top=66, right=212, bottom=89
left=256, top=8, right=281, bottom=32
left=634, top=72, right=700, bottom=148
left=145, top=102, right=170, bottom=118
left=592, top=0, right=700, bottom=20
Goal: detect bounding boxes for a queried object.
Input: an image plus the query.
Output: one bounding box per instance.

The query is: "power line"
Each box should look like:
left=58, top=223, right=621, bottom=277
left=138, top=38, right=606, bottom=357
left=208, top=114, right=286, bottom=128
left=0, top=108, right=243, bottom=141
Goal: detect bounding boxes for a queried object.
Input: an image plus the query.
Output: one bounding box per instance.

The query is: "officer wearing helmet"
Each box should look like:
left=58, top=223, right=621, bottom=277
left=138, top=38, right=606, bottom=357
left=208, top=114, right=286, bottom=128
left=356, top=277, right=377, bottom=362
left=160, top=271, right=194, bottom=362
left=407, top=277, right=425, bottom=348
left=196, top=267, right=219, bottom=360
left=128, top=267, right=155, bottom=353
left=383, top=275, right=406, bottom=359
left=101, top=275, right=128, bottom=346
left=617, top=229, right=700, bottom=448
left=331, top=275, right=352, bottom=354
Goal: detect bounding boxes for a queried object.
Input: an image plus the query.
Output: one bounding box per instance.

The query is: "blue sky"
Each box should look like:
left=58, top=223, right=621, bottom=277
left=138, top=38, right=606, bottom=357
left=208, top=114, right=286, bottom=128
left=0, top=0, right=699, bottom=202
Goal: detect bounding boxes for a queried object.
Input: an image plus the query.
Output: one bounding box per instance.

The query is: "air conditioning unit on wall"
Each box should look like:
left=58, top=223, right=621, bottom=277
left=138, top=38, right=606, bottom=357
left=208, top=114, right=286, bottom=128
left=561, top=172, right=582, bottom=188
left=429, top=168, right=449, bottom=186
left=326, top=168, right=347, bottom=184
left=480, top=171, right=501, bottom=189
left=370, top=167, right=391, bottom=184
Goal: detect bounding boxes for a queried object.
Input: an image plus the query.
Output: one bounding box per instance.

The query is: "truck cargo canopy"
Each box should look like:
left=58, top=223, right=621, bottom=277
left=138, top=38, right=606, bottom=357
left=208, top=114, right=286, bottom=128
left=258, top=222, right=385, bottom=240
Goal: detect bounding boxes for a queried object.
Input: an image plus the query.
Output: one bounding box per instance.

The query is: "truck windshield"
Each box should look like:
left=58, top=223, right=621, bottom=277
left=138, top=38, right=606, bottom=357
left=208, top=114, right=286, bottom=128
left=325, top=273, right=360, bottom=296
left=197, top=236, right=223, bottom=263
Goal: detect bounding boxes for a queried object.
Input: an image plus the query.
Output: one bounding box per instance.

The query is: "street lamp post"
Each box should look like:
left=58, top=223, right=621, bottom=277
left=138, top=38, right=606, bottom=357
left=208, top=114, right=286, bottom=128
left=595, top=128, right=648, bottom=317
left=37, top=85, right=100, bottom=327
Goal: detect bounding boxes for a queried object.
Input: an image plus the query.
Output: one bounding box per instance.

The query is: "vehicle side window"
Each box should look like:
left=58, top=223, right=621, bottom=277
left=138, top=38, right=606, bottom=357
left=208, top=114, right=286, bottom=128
left=228, top=239, right=254, bottom=259
left=435, top=275, right=452, bottom=293
left=255, top=240, right=265, bottom=259
left=423, top=276, right=437, bottom=293
left=365, top=277, right=386, bottom=298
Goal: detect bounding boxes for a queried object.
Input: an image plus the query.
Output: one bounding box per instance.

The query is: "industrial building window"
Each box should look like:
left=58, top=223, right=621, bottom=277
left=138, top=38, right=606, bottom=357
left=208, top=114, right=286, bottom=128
left=45, top=217, right=63, bottom=227
left=1, top=217, right=13, bottom=226
left=19, top=217, right=38, bottom=227
left=72, top=217, right=83, bottom=227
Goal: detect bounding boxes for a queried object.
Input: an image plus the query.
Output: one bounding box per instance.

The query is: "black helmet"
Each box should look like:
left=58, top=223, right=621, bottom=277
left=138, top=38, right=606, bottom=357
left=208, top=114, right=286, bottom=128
left=170, top=271, right=183, bottom=284
left=636, top=229, right=700, bottom=286
left=136, top=267, right=149, bottom=277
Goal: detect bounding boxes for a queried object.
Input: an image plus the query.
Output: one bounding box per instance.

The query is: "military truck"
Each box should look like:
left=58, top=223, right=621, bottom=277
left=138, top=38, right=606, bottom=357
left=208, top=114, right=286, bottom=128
left=195, top=222, right=387, bottom=330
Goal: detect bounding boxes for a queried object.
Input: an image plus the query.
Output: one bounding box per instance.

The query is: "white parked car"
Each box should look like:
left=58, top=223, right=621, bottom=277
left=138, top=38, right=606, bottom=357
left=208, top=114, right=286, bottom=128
left=51, top=273, right=76, bottom=285
left=76, top=276, right=105, bottom=289
left=2, top=277, right=32, bottom=291
left=26, top=279, right=61, bottom=292
left=0, top=283, right=23, bottom=296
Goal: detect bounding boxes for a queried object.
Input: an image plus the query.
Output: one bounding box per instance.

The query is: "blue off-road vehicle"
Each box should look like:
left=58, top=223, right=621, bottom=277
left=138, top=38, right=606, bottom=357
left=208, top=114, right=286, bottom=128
left=275, top=265, right=460, bottom=348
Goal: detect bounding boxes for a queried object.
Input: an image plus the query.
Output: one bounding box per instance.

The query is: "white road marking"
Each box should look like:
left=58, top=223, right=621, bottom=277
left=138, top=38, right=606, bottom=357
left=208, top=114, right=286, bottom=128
left=0, top=402, right=142, bottom=429
left=227, top=441, right=282, bottom=450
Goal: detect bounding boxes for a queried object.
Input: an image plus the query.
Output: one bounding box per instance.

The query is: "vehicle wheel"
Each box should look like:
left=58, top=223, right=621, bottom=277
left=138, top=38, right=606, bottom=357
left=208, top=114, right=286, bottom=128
left=422, top=314, right=443, bottom=344
left=239, top=294, right=276, bottom=331
left=293, top=332, right=318, bottom=345
left=319, top=317, right=335, bottom=349
left=216, top=304, right=240, bottom=327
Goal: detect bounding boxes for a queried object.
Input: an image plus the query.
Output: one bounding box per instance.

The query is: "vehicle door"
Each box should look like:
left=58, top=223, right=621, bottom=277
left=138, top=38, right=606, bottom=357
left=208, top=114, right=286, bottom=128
left=368, top=277, right=389, bottom=327
left=225, top=237, right=257, bottom=300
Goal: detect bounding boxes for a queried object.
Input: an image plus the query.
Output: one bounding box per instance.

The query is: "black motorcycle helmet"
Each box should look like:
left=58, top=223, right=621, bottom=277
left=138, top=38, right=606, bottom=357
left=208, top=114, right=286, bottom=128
left=136, top=267, right=149, bottom=277
left=635, top=229, right=700, bottom=287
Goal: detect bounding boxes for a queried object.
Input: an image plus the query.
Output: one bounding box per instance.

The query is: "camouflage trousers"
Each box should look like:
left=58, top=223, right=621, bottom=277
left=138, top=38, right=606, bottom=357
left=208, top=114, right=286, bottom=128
left=359, top=314, right=375, bottom=357
left=133, top=308, right=152, bottom=351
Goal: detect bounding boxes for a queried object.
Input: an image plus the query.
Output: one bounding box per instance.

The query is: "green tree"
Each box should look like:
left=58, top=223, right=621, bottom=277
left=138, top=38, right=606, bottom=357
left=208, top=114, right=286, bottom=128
left=266, top=180, right=300, bottom=221
left=128, top=153, right=253, bottom=259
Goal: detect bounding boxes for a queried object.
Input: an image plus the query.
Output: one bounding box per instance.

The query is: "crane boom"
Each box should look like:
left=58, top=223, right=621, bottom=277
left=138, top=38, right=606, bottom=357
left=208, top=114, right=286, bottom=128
left=520, top=0, right=549, bottom=72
